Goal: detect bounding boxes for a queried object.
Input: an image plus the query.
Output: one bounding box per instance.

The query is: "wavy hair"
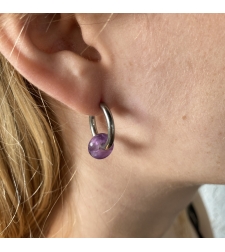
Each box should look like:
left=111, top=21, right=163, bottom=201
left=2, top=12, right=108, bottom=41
left=0, top=51, right=62, bottom=237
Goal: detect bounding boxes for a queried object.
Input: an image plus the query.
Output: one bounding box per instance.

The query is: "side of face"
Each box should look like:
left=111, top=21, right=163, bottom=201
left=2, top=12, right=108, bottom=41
left=92, top=14, right=225, bottom=184
left=1, top=13, right=225, bottom=185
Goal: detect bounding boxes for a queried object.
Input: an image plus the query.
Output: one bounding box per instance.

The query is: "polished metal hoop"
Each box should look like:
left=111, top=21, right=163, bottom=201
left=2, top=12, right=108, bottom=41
left=89, top=103, right=115, bottom=150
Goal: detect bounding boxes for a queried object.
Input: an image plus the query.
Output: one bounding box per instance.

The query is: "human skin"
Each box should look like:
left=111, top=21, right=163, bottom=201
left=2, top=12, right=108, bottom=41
left=0, top=14, right=225, bottom=237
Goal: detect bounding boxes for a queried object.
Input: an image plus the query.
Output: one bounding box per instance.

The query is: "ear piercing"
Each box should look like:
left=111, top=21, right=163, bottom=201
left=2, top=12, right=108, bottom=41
left=88, top=103, right=115, bottom=159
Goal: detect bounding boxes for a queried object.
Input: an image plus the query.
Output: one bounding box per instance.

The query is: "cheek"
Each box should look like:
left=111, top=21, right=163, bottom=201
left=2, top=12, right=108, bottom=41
left=156, top=88, right=225, bottom=185
left=106, top=14, right=225, bottom=184
left=142, top=30, right=225, bottom=183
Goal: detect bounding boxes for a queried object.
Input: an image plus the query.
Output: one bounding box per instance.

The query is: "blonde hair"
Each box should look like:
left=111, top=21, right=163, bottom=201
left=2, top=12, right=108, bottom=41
left=0, top=53, right=62, bottom=237
left=0, top=13, right=112, bottom=237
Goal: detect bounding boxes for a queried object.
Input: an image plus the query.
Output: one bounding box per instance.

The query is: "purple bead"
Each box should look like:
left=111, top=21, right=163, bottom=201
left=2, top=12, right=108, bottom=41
left=88, top=133, right=114, bottom=159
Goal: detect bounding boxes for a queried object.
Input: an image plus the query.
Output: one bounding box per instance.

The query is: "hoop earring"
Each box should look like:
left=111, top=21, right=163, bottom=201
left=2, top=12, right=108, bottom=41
left=88, top=103, right=115, bottom=159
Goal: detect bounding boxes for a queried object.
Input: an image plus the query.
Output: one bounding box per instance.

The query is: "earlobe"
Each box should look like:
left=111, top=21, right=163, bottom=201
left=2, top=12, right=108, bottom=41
left=0, top=14, right=104, bottom=115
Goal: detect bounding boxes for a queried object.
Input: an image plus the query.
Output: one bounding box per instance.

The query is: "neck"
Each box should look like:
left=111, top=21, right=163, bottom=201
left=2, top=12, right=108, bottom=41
left=72, top=171, right=198, bottom=237
left=44, top=101, right=199, bottom=238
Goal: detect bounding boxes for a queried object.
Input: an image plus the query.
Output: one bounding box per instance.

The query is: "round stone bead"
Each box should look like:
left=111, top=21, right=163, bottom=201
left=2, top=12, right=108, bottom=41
left=88, top=133, right=114, bottom=159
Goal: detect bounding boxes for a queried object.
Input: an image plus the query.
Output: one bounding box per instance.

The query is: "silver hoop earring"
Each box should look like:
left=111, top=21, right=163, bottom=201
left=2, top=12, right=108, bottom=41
left=88, top=103, right=115, bottom=159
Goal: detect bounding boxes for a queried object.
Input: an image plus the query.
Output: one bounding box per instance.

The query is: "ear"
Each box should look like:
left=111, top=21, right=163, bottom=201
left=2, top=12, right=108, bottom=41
left=0, top=14, right=107, bottom=115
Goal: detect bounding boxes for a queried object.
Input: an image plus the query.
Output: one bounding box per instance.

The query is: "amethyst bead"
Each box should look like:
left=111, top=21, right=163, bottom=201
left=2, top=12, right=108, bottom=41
left=88, top=133, right=114, bottom=159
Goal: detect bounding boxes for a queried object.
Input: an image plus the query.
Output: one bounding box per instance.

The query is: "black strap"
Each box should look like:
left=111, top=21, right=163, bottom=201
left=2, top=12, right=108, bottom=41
left=187, top=203, right=204, bottom=238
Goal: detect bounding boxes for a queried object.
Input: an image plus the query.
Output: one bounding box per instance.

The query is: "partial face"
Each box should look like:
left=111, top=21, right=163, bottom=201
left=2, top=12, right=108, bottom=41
left=83, top=14, right=225, bottom=184
left=2, top=14, right=225, bottom=185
